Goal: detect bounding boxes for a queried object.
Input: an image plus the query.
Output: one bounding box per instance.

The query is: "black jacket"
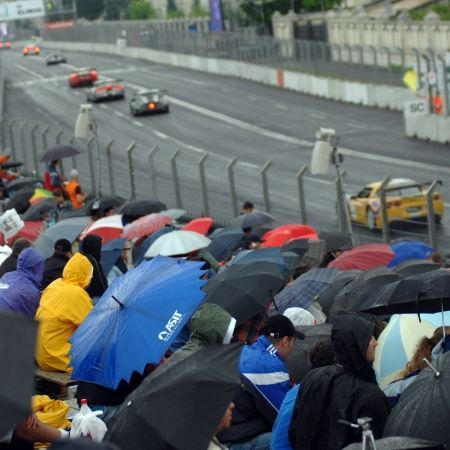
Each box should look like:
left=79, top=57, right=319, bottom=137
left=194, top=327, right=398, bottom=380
left=289, top=314, right=391, bottom=450
left=0, top=254, right=18, bottom=278
left=218, top=375, right=277, bottom=444
left=80, top=234, right=108, bottom=299
left=42, top=253, right=70, bottom=290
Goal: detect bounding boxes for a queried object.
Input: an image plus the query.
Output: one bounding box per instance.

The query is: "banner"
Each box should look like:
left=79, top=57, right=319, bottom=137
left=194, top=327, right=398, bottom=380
left=0, top=209, right=24, bottom=239
left=209, top=0, right=223, bottom=32
left=0, top=0, right=45, bottom=22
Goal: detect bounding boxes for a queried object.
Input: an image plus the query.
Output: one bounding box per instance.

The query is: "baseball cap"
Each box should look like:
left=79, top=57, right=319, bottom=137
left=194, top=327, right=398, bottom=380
left=283, top=307, right=316, bottom=327
left=262, top=314, right=305, bottom=340
left=70, top=168, right=79, bottom=178
left=54, top=238, right=72, bottom=253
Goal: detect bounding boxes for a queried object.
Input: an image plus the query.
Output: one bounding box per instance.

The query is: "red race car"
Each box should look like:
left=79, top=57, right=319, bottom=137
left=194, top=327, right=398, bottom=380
left=69, top=67, right=98, bottom=88
left=22, top=44, right=40, bottom=55
left=0, top=41, right=11, bottom=50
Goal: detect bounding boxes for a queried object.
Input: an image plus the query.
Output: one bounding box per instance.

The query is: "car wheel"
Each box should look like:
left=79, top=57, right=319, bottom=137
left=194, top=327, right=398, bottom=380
left=435, top=214, right=442, bottom=225
left=165, top=106, right=170, bottom=113
left=366, top=208, right=377, bottom=231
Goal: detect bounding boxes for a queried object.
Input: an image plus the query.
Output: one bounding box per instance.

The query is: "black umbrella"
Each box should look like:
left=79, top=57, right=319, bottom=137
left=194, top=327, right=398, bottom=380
left=105, top=343, right=243, bottom=450
left=286, top=324, right=332, bottom=383
left=204, top=261, right=287, bottom=325
left=281, top=238, right=310, bottom=256
left=120, top=199, right=166, bottom=217
left=0, top=310, right=38, bottom=437
left=207, top=224, right=244, bottom=261
left=393, top=259, right=440, bottom=278
left=0, top=161, right=23, bottom=170
left=40, top=144, right=81, bottom=163
left=22, top=197, right=56, bottom=221
left=329, top=267, right=399, bottom=316
left=233, top=211, right=276, bottom=229
left=343, top=437, right=445, bottom=450
left=319, top=230, right=353, bottom=253
left=90, top=196, right=126, bottom=214
left=383, top=352, right=450, bottom=448
left=316, top=270, right=362, bottom=316
left=51, top=440, right=120, bottom=450
left=4, top=188, right=34, bottom=214
left=5, top=177, right=35, bottom=192
left=362, top=269, right=450, bottom=316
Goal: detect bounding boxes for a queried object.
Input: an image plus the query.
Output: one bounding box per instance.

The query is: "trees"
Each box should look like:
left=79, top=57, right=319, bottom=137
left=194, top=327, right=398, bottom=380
left=128, top=0, right=157, bottom=19
left=104, top=0, right=129, bottom=19
left=76, top=0, right=104, bottom=20
left=166, top=0, right=184, bottom=18
left=190, top=0, right=208, bottom=17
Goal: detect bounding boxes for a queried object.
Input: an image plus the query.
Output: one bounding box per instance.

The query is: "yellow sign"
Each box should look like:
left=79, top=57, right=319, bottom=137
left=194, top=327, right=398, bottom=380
left=403, top=69, right=418, bottom=92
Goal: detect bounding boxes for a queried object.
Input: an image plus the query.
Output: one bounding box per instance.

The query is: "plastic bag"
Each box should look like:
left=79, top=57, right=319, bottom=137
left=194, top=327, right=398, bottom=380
left=70, top=399, right=108, bottom=442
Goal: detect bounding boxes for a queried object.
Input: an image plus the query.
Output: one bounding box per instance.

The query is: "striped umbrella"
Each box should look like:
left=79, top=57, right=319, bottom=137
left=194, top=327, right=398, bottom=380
left=122, top=213, right=171, bottom=240
left=328, top=243, right=394, bottom=271
left=81, top=215, right=124, bottom=243
left=29, top=188, right=53, bottom=206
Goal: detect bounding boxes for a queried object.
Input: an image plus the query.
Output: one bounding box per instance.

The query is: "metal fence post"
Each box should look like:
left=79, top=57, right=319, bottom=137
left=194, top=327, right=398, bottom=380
left=105, top=140, right=115, bottom=196
left=30, top=124, right=39, bottom=176
left=126, top=142, right=137, bottom=201
left=261, top=160, right=272, bottom=213
left=86, top=136, right=96, bottom=196
left=42, top=127, right=50, bottom=152
left=148, top=145, right=158, bottom=200
left=8, top=120, right=16, bottom=160
left=227, top=157, right=239, bottom=217
left=297, top=165, right=308, bottom=224
left=437, top=55, right=449, bottom=116
left=379, top=176, right=391, bottom=243
left=426, top=181, right=439, bottom=250
left=170, top=149, right=182, bottom=208
left=198, top=153, right=209, bottom=216
left=69, top=135, right=77, bottom=169
left=0, top=118, right=6, bottom=150
left=335, top=177, right=346, bottom=233
left=19, top=122, right=29, bottom=174
left=55, top=130, right=64, bottom=144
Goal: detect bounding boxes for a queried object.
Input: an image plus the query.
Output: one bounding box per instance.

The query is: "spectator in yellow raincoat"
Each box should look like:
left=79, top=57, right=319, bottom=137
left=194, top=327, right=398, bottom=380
left=35, top=252, right=93, bottom=372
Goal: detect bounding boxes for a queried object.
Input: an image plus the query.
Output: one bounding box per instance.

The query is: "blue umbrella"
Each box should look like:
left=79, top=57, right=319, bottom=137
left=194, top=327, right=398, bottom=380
left=273, top=268, right=338, bottom=312
left=70, top=256, right=207, bottom=389
left=101, top=238, right=127, bottom=276
left=134, top=225, right=175, bottom=265
left=388, top=241, right=433, bottom=268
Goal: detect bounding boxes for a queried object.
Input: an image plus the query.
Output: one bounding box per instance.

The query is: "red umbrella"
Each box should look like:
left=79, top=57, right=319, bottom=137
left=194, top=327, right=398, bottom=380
left=181, top=217, right=214, bottom=236
left=11, top=221, right=44, bottom=243
left=122, top=213, right=171, bottom=240
left=261, top=224, right=318, bottom=248
left=328, top=243, right=395, bottom=271
left=81, top=215, right=123, bottom=243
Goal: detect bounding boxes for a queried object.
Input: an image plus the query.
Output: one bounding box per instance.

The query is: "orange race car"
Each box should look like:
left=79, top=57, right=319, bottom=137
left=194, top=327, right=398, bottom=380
left=22, top=44, right=40, bottom=56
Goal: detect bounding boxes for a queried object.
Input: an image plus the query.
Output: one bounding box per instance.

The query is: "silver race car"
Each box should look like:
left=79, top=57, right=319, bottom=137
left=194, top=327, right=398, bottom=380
left=129, top=89, right=170, bottom=116
left=46, top=52, right=67, bottom=65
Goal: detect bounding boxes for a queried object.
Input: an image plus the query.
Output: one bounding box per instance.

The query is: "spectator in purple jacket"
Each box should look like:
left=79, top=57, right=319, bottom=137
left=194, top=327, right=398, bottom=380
left=0, top=247, right=44, bottom=318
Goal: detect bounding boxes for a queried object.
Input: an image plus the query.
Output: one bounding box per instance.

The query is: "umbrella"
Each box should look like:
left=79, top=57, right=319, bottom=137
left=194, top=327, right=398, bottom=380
left=282, top=238, right=310, bottom=256
left=383, top=352, right=450, bottom=447
left=286, top=323, right=333, bottom=383
left=121, top=213, right=171, bottom=240
left=300, top=239, right=326, bottom=268
left=330, top=267, right=399, bottom=316
left=319, top=230, right=353, bottom=253
left=4, top=188, right=34, bottom=214
left=105, top=343, right=242, bottom=450
left=159, top=208, right=186, bottom=221
left=29, top=188, right=53, bottom=206
left=145, top=230, right=211, bottom=258
left=261, top=224, right=318, bottom=248
left=70, top=256, right=207, bottom=389
left=101, top=238, right=127, bottom=276
left=14, top=220, right=44, bottom=242
left=0, top=161, right=23, bottom=170
left=0, top=310, right=38, bottom=438
left=272, top=268, right=338, bottom=313
left=182, top=217, right=214, bottom=236
left=133, top=225, right=175, bottom=266
left=40, top=144, right=81, bottom=162
left=81, top=215, right=124, bottom=243
left=5, top=177, right=35, bottom=192
left=22, top=197, right=55, bottom=221
left=34, top=216, right=90, bottom=258
left=388, top=240, right=433, bottom=268
left=343, top=437, right=445, bottom=450
left=204, top=261, right=286, bottom=325
left=207, top=225, right=244, bottom=261
left=393, top=259, right=440, bottom=278
left=233, top=210, right=276, bottom=229
left=373, top=314, right=438, bottom=389
left=120, top=200, right=166, bottom=217
left=51, top=440, right=120, bottom=449
left=328, top=243, right=395, bottom=271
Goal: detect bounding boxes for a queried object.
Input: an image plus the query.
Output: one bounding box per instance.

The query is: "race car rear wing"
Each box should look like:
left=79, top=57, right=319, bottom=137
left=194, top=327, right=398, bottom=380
left=382, top=180, right=443, bottom=192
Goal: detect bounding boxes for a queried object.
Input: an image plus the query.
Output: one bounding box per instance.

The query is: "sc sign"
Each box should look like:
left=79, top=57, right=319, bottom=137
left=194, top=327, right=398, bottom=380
left=404, top=100, right=429, bottom=118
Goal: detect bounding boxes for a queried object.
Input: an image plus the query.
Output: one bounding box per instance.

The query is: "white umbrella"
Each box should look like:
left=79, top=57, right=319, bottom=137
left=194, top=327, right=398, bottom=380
left=160, top=209, right=186, bottom=221
left=145, top=230, right=211, bottom=257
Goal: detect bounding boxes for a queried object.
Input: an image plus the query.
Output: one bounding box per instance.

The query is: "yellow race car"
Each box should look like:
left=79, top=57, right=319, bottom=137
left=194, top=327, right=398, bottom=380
left=347, top=178, right=444, bottom=230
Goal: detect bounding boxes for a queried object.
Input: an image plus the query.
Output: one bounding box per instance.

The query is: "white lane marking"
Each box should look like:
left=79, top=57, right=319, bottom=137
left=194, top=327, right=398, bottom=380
left=72, top=91, right=80, bottom=96
left=14, top=63, right=46, bottom=79
left=153, top=130, right=168, bottom=139
left=275, top=104, right=287, bottom=110
left=347, top=122, right=371, bottom=130
left=132, top=120, right=143, bottom=127
left=310, top=112, right=327, bottom=119
left=247, top=95, right=257, bottom=101
left=139, top=68, right=207, bottom=86
left=99, top=104, right=108, bottom=109
left=222, top=87, right=231, bottom=93
left=114, top=110, right=126, bottom=118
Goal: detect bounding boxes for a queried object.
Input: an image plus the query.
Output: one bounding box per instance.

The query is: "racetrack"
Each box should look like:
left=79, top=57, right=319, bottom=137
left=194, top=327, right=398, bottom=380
left=3, top=46, right=450, bottom=249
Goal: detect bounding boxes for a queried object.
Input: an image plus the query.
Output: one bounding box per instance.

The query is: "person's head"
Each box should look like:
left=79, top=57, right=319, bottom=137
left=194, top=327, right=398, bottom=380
left=291, top=264, right=311, bottom=281
left=54, top=238, right=72, bottom=259
left=62, top=252, right=93, bottom=290
left=50, top=160, right=59, bottom=167
left=104, top=206, right=117, bottom=217
left=11, top=238, right=32, bottom=256
left=430, top=252, right=443, bottom=266
left=17, top=247, right=44, bottom=287
left=53, top=188, right=68, bottom=205
left=261, top=314, right=305, bottom=361
left=81, top=234, right=103, bottom=262
left=241, top=201, right=254, bottom=214
left=400, top=326, right=450, bottom=378
left=309, top=338, right=335, bottom=369
left=70, top=168, right=79, bottom=180
left=216, top=402, right=235, bottom=434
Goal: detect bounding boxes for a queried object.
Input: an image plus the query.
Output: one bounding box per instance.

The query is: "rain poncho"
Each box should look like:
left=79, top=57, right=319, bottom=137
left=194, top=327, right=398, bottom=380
left=0, top=247, right=44, bottom=318
left=35, top=253, right=93, bottom=372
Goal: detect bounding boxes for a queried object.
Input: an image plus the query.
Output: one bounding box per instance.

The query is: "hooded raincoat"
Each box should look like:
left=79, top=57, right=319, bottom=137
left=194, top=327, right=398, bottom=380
left=81, top=235, right=108, bottom=299
left=0, top=248, right=44, bottom=318
left=35, top=253, right=93, bottom=372
left=289, top=314, right=390, bottom=450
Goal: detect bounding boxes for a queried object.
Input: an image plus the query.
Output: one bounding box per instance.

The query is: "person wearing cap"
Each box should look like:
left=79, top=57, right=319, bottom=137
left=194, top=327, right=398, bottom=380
left=66, top=168, right=87, bottom=209
left=218, top=315, right=303, bottom=449
left=41, top=239, right=73, bottom=290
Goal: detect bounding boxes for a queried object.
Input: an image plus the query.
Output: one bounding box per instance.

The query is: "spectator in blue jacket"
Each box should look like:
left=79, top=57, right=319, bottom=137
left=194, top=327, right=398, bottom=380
left=218, top=315, right=303, bottom=450
left=0, top=247, right=44, bottom=318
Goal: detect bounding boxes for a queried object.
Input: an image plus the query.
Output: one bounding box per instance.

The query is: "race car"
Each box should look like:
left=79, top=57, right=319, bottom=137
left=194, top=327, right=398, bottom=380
left=22, top=44, right=40, bottom=56
left=347, top=178, right=444, bottom=231
left=129, top=89, right=170, bottom=116
left=0, top=41, right=11, bottom=50
left=46, top=52, right=67, bottom=65
left=69, top=68, right=98, bottom=88
left=86, top=80, right=125, bottom=102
